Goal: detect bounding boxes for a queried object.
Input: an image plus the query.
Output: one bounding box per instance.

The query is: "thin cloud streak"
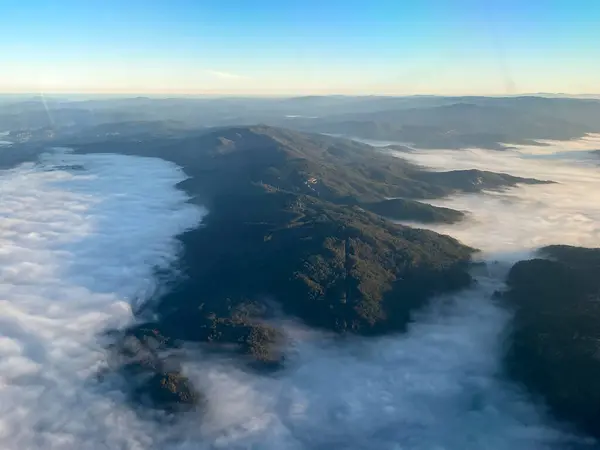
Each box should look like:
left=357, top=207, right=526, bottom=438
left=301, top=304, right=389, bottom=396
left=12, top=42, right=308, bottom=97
left=204, top=70, right=247, bottom=80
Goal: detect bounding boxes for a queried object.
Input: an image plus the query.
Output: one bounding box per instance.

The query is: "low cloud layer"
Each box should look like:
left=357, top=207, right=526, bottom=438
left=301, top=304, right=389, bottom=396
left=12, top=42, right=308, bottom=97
left=1, top=135, right=599, bottom=448
left=388, top=134, right=600, bottom=260
left=170, top=277, right=578, bottom=449
left=0, top=151, right=202, bottom=449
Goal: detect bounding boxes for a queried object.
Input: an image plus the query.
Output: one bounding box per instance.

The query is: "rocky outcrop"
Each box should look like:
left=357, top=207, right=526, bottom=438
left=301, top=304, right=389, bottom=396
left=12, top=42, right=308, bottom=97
left=109, top=328, right=203, bottom=412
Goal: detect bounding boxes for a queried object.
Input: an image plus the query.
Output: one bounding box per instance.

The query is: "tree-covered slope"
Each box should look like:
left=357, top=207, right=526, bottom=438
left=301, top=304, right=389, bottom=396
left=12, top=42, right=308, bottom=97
left=74, top=125, right=551, bottom=208
left=500, top=245, right=600, bottom=438
left=361, top=198, right=465, bottom=224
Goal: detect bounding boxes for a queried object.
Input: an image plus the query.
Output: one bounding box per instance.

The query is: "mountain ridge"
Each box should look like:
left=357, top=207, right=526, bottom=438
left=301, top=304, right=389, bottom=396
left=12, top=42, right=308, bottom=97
left=65, top=125, right=554, bottom=410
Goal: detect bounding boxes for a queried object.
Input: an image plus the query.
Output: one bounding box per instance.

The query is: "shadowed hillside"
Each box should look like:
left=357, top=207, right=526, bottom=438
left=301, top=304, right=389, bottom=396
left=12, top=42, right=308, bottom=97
left=500, top=245, right=600, bottom=438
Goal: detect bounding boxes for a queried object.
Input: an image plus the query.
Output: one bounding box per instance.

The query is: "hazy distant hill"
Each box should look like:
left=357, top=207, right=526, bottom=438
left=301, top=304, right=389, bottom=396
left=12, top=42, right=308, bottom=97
left=4, top=95, right=600, bottom=151
left=292, top=98, right=600, bottom=149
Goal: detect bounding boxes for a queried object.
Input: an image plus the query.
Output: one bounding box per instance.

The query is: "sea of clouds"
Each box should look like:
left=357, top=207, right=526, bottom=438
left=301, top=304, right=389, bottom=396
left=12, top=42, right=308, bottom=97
left=1, top=135, right=599, bottom=449
left=387, top=133, right=600, bottom=260
left=0, top=150, right=203, bottom=449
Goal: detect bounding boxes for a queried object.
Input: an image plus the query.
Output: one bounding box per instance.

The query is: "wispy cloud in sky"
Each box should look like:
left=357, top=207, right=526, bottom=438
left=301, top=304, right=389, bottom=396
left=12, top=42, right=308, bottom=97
left=204, top=70, right=247, bottom=80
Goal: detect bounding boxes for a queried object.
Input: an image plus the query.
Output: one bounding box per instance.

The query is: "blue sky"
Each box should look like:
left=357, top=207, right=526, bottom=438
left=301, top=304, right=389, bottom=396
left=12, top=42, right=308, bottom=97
left=2, top=0, right=599, bottom=95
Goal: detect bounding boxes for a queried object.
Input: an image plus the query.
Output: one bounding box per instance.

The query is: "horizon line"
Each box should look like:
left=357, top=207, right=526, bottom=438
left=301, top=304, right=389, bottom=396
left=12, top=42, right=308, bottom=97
left=1, top=91, right=599, bottom=99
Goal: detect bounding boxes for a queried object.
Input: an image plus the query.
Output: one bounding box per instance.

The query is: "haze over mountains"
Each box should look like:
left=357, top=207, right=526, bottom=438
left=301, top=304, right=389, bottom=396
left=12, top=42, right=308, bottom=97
left=4, top=95, right=600, bottom=150
left=1, top=95, right=600, bottom=449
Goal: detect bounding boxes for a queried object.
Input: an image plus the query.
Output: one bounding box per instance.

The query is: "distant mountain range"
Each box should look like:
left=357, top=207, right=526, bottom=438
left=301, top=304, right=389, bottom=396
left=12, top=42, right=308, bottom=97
left=291, top=98, right=600, bottom=149
left=3, top=95, right=600, bottom=150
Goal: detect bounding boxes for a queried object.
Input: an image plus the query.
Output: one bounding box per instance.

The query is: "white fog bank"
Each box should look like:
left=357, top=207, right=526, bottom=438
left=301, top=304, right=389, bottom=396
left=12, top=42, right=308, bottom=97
left=168, top=275, right=585, bottom=449
left=0, top=150, right=203, bottom=449
left=1, top=134, right=599, bottom=449
left=386, top=134, right=600, bottom=259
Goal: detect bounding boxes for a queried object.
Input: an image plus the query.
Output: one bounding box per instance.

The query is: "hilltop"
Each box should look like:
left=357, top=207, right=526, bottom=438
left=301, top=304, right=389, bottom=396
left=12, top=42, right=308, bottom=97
left=74, top=125, right=550, bottom=207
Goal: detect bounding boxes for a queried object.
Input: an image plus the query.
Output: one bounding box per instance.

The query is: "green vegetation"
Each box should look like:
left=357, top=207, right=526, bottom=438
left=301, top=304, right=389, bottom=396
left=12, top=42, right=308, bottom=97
left=500, top=245, right=600, bottom=438
left=149, top=190, right=474, bottom=337
left=74, top=125, right=550, bottom=208
left=361, top=198, right=465, bottom=224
